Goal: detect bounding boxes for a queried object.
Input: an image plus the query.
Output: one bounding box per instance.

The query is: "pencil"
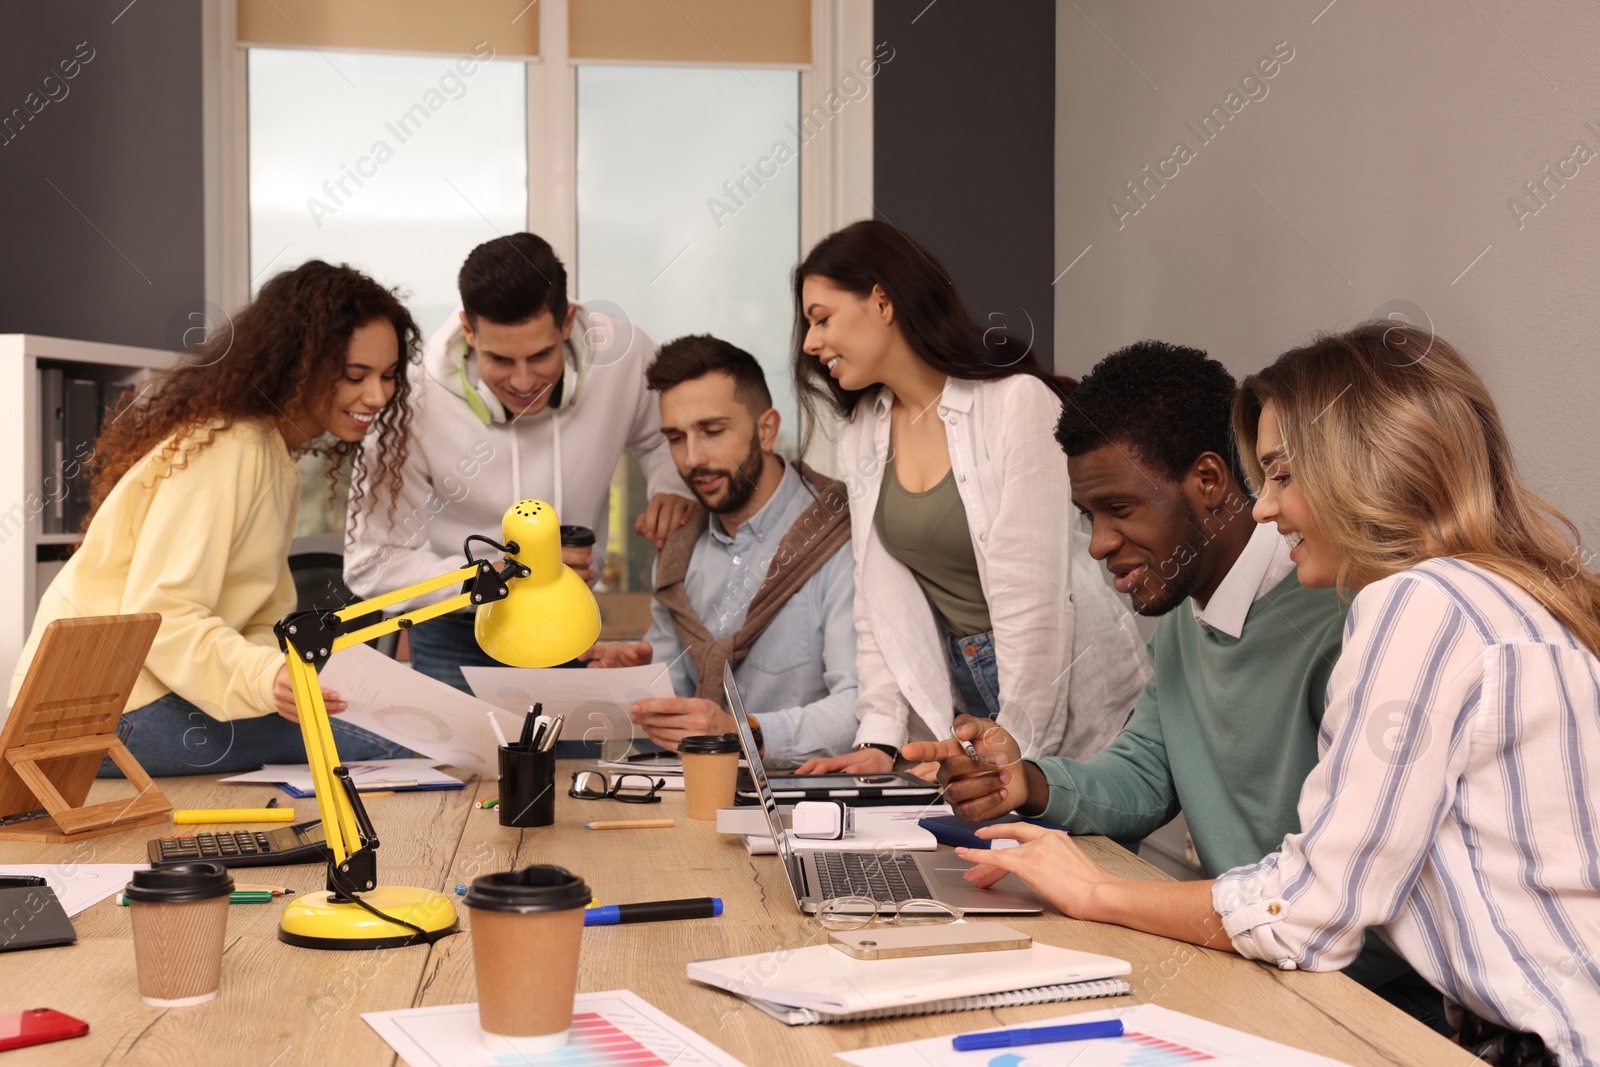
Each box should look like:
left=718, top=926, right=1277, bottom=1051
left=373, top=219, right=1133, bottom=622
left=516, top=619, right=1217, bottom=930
left=583, top=819, right=675, bottom=830
left=119, top=891, right=275, bottom=905
left=173, top=808, right=296, bottom=824
left=232, top=884, right=293, bottom=895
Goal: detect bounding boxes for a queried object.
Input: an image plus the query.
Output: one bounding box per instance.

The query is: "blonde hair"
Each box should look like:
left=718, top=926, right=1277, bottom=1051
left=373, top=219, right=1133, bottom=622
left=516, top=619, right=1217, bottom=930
left=1234, top=321, right=1600, bottom=657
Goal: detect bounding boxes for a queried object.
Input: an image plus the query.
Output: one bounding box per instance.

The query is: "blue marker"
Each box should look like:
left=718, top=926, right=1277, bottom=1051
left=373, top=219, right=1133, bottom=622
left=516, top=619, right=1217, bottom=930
left=584, top=897, right=722, bottom=926
left=952, top=1018, right=1124, bottom=1051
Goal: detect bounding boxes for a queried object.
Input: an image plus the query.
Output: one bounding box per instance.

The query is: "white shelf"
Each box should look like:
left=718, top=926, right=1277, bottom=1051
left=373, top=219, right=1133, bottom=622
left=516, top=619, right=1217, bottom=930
left=2, top=334, right=174, bottom=681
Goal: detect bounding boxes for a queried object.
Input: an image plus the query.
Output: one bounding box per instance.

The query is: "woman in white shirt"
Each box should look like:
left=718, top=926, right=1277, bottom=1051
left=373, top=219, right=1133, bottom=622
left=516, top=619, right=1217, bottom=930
left=948, top=322, right=1598, bottom=1065
left=791, top=221, right=1149, bottom=773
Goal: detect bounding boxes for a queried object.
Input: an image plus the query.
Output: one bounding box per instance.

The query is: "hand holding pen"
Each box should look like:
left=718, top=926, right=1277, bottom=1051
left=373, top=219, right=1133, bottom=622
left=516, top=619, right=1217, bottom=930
left=900, top=715, right=1035, bottom=822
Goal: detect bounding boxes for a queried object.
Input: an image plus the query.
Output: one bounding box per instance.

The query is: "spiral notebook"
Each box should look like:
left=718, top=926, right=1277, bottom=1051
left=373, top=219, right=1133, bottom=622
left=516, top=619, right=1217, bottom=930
left=689, top=941, right=1130, bottom=1017
left=741, top=977, right=1131, bottom=1025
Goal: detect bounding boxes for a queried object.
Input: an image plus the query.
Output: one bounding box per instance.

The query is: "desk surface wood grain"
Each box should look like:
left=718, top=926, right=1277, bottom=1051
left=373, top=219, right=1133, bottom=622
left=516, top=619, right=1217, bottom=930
left=0, top=767, right=1475, bottom=1066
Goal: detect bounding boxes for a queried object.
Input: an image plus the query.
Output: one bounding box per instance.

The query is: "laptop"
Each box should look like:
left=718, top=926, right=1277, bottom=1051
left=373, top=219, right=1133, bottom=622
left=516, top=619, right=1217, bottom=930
left=724, top=665, right=1044, bottom=916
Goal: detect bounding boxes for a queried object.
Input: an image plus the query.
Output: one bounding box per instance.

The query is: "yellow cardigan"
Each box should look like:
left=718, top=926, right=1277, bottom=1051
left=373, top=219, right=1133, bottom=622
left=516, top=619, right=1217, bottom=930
left=9, top=418, right=300, bottom=720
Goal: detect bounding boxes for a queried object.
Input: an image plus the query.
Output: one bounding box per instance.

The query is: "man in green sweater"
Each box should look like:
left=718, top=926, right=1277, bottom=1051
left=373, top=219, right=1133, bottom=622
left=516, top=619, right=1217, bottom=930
left=903, top=340, right=1445, bottom=1032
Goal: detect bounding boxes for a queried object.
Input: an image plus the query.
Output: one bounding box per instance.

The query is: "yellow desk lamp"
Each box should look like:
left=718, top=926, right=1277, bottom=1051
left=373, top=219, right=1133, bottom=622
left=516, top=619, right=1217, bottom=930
left=272, top=499, right=600, bottom=949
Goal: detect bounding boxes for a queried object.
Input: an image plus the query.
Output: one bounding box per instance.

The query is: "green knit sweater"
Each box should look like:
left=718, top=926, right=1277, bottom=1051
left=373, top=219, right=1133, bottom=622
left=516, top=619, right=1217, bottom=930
left=1036, top=571, right=1343, bottom=874
left=1034, top=572, right=1434, bottom=998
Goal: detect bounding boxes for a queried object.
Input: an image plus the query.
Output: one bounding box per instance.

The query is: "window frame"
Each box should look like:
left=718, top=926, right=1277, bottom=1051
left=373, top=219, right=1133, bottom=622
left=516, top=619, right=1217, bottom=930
left=205, top=0, right=873, bottom=340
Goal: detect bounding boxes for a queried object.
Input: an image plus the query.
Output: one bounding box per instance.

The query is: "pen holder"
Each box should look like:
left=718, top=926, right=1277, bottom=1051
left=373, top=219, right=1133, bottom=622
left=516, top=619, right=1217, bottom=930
left=498, top=746, right=557, bottom=828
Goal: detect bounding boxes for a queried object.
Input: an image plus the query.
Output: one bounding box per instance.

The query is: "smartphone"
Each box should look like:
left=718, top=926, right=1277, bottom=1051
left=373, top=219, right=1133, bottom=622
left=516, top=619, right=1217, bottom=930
left=0, top=1008, right=89, bottom=1052
left=828, top=923, right=1033, bottom=960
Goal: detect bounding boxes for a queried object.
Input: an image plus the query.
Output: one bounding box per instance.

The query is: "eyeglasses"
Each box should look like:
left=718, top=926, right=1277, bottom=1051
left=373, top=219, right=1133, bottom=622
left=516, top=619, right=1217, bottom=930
left=813, top=896, right=963, bottom=930
left=567, top=771, right=665, bottom=804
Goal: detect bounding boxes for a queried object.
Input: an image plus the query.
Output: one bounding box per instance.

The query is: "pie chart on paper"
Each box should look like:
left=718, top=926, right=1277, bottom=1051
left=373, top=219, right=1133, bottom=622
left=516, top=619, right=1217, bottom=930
left=974, top=1034, right=1219, bottom=1065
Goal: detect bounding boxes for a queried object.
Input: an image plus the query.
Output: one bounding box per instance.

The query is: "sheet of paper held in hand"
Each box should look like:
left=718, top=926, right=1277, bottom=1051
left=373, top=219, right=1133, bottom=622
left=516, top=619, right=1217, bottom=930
left=463, top=663, right=674, bottom=756
left=317, top=645, right=521, bottom=777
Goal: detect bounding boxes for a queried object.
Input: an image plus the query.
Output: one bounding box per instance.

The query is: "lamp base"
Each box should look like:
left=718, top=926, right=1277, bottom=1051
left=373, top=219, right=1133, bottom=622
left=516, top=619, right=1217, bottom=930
left=278, top=886, right=458, bottom=950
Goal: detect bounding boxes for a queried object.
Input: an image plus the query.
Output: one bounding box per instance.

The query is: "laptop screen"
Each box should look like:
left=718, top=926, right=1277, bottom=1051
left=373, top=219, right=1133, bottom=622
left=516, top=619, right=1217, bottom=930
left=723, top=665, right=809, bottom=900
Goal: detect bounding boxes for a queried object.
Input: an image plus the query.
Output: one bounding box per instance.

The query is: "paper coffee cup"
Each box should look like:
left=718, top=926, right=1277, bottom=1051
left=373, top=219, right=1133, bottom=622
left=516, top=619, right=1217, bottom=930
left=464, top=865, right=590, bottom=1054
left=124, top=861, right=234, bottom=1007
left=679, top=734, right=741, bottom=820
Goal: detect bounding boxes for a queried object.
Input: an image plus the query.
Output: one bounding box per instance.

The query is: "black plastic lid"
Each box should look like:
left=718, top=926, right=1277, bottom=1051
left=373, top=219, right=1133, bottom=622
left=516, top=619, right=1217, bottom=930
left=123, top=861, right=234, bottom=903
left=559, top=524, right=597, bottom=548
left=678, top=733, right=741, bottom=755
left=463, top=865, right=590, bottom=914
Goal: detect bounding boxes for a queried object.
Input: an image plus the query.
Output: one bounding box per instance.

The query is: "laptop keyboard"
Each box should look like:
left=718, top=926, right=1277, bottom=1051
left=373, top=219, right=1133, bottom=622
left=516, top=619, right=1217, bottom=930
left=812, top=851, right=932, bottom=902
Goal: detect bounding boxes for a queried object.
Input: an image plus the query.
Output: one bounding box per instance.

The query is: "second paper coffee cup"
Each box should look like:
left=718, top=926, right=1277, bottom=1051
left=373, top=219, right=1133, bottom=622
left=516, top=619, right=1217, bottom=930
left=464, top=865, right=590, bottom=1054
left=124, top=861, right=235, bottom=1007
left=679, top=733, right=741, bottom=820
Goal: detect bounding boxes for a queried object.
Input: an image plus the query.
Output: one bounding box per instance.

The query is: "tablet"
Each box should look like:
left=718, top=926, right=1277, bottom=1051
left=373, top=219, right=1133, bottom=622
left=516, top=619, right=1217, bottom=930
left=736, top=771, right=941, bottom=807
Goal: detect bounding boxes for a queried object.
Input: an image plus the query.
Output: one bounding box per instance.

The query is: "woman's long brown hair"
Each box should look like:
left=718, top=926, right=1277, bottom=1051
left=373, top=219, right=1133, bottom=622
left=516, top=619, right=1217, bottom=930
left=791, top=220, right=1074, bottom=453
left=87, top=260, right=420, bottom=526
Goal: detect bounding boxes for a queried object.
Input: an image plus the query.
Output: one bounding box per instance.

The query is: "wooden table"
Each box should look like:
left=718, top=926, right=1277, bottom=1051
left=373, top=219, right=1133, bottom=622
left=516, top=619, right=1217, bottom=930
left=0, top=768, right=1475, bottom=1066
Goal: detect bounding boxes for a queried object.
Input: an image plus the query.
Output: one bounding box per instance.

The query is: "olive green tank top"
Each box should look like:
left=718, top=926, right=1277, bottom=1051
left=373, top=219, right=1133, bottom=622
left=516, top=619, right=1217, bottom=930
left=874, top=457, right=991, bottom=637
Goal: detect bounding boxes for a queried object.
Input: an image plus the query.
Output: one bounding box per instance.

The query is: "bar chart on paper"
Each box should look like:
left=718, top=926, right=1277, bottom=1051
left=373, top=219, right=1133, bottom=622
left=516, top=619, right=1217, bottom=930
left=512, top=1013, right=672, bottom=1065
left=839, top=1005, right=1356, bottom=1067
left=362, top=991, right=749, bottom=1067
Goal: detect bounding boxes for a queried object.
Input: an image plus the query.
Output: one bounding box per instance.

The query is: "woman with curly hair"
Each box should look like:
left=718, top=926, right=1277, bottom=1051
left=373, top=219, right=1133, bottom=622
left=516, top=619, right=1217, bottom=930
left=8, top=260, right=419, bottom=776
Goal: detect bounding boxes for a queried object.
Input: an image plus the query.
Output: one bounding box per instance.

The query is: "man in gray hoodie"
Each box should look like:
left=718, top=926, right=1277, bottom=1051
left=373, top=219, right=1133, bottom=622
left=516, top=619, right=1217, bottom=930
left=345, top=232, right=692, bottom=692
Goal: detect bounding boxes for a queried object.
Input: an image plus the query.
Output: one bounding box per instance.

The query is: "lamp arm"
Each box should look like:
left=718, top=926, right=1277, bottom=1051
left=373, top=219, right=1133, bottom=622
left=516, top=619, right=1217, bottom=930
left=273, top=556, right=525, bottom=896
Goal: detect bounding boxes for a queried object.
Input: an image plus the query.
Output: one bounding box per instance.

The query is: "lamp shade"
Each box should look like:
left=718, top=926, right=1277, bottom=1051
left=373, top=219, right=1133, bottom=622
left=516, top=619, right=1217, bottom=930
left=475, top=500, right=602, bottom=667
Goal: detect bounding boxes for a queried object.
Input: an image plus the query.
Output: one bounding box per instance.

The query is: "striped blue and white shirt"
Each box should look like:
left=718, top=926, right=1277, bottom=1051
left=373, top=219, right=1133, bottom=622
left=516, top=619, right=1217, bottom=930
left=1213, top=557, right=1600, bottom=1063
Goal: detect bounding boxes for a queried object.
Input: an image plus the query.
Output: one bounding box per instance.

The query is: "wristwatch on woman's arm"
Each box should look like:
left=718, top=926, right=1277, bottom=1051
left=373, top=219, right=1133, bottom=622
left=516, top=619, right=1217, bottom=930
left=855, top=742, right=898, bottom=761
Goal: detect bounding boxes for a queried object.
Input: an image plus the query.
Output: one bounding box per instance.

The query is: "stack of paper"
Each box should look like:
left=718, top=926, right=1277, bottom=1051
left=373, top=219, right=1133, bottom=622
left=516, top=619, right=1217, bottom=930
left=221, top=758, right=465, bottom=797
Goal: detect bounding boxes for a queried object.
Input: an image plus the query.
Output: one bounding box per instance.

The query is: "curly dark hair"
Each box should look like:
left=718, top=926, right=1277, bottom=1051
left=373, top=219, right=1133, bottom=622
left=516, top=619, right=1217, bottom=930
left=1055, top=340, right=1245, bottom=486
left=87, top=260, right=420, bottom=526
left=792, top=220, right=1073, bottom=452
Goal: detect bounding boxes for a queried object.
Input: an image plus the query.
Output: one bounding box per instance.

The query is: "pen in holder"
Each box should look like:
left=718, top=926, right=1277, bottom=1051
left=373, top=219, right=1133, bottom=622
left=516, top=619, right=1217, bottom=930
left=498, top=745, right=557, bottom=828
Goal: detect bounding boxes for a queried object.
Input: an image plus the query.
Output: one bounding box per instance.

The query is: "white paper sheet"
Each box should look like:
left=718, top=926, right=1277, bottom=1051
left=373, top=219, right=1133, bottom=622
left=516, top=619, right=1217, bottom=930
left=220, top=759, right=461, bottom=791
left=363, top=989, right=748, bottom=1067
left=463, top=663, right=674, bottom=754
left=837, top=1004, right=1356, bottom=1066
left=318, top=646, right=517, bottom=777
left=0, top=863, right=146, bottom=917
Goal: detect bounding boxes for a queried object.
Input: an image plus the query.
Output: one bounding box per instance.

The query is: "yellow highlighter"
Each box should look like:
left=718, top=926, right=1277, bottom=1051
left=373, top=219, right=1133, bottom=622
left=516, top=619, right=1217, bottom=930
left=173, top=808, right=297, bottom=824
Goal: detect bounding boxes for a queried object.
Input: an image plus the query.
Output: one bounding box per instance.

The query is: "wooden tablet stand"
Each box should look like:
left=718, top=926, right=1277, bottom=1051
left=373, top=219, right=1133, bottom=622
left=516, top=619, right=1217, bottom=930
left=0, top=613, right=172, bottom=842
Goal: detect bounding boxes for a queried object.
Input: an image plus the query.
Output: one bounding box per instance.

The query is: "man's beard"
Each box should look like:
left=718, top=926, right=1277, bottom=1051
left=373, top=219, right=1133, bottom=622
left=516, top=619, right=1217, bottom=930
left=690, top=429, right=766, bottom=515
left=1132, top=502, right=1210, bottom=616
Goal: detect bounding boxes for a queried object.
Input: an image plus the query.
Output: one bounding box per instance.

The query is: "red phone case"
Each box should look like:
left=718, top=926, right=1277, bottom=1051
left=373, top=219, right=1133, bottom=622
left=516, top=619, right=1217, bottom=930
left=0, top=1008, right=89, bottom=1051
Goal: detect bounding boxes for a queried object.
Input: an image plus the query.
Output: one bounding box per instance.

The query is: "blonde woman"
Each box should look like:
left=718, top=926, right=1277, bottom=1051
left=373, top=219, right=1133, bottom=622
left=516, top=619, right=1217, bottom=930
left=920, top=323, right=1598, bottom=1065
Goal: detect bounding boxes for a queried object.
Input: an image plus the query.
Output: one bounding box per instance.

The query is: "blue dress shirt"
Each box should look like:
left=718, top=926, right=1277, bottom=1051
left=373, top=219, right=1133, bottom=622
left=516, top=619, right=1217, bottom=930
left=643, top=460, right=859, bottom=767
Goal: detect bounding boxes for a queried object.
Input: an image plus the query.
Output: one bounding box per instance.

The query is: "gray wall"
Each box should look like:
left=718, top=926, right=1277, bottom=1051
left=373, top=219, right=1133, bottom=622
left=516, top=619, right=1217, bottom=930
left=0, top=0, right=205, bottom=350
left=875, top=0, right=1056, bottom=366
left=1055, top=0, right=1600, bottom=533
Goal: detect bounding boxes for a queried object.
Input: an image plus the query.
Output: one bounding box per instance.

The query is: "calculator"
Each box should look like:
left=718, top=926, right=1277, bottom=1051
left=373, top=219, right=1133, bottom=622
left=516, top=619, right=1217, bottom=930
left=146, top=819, right=330, bottom=868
